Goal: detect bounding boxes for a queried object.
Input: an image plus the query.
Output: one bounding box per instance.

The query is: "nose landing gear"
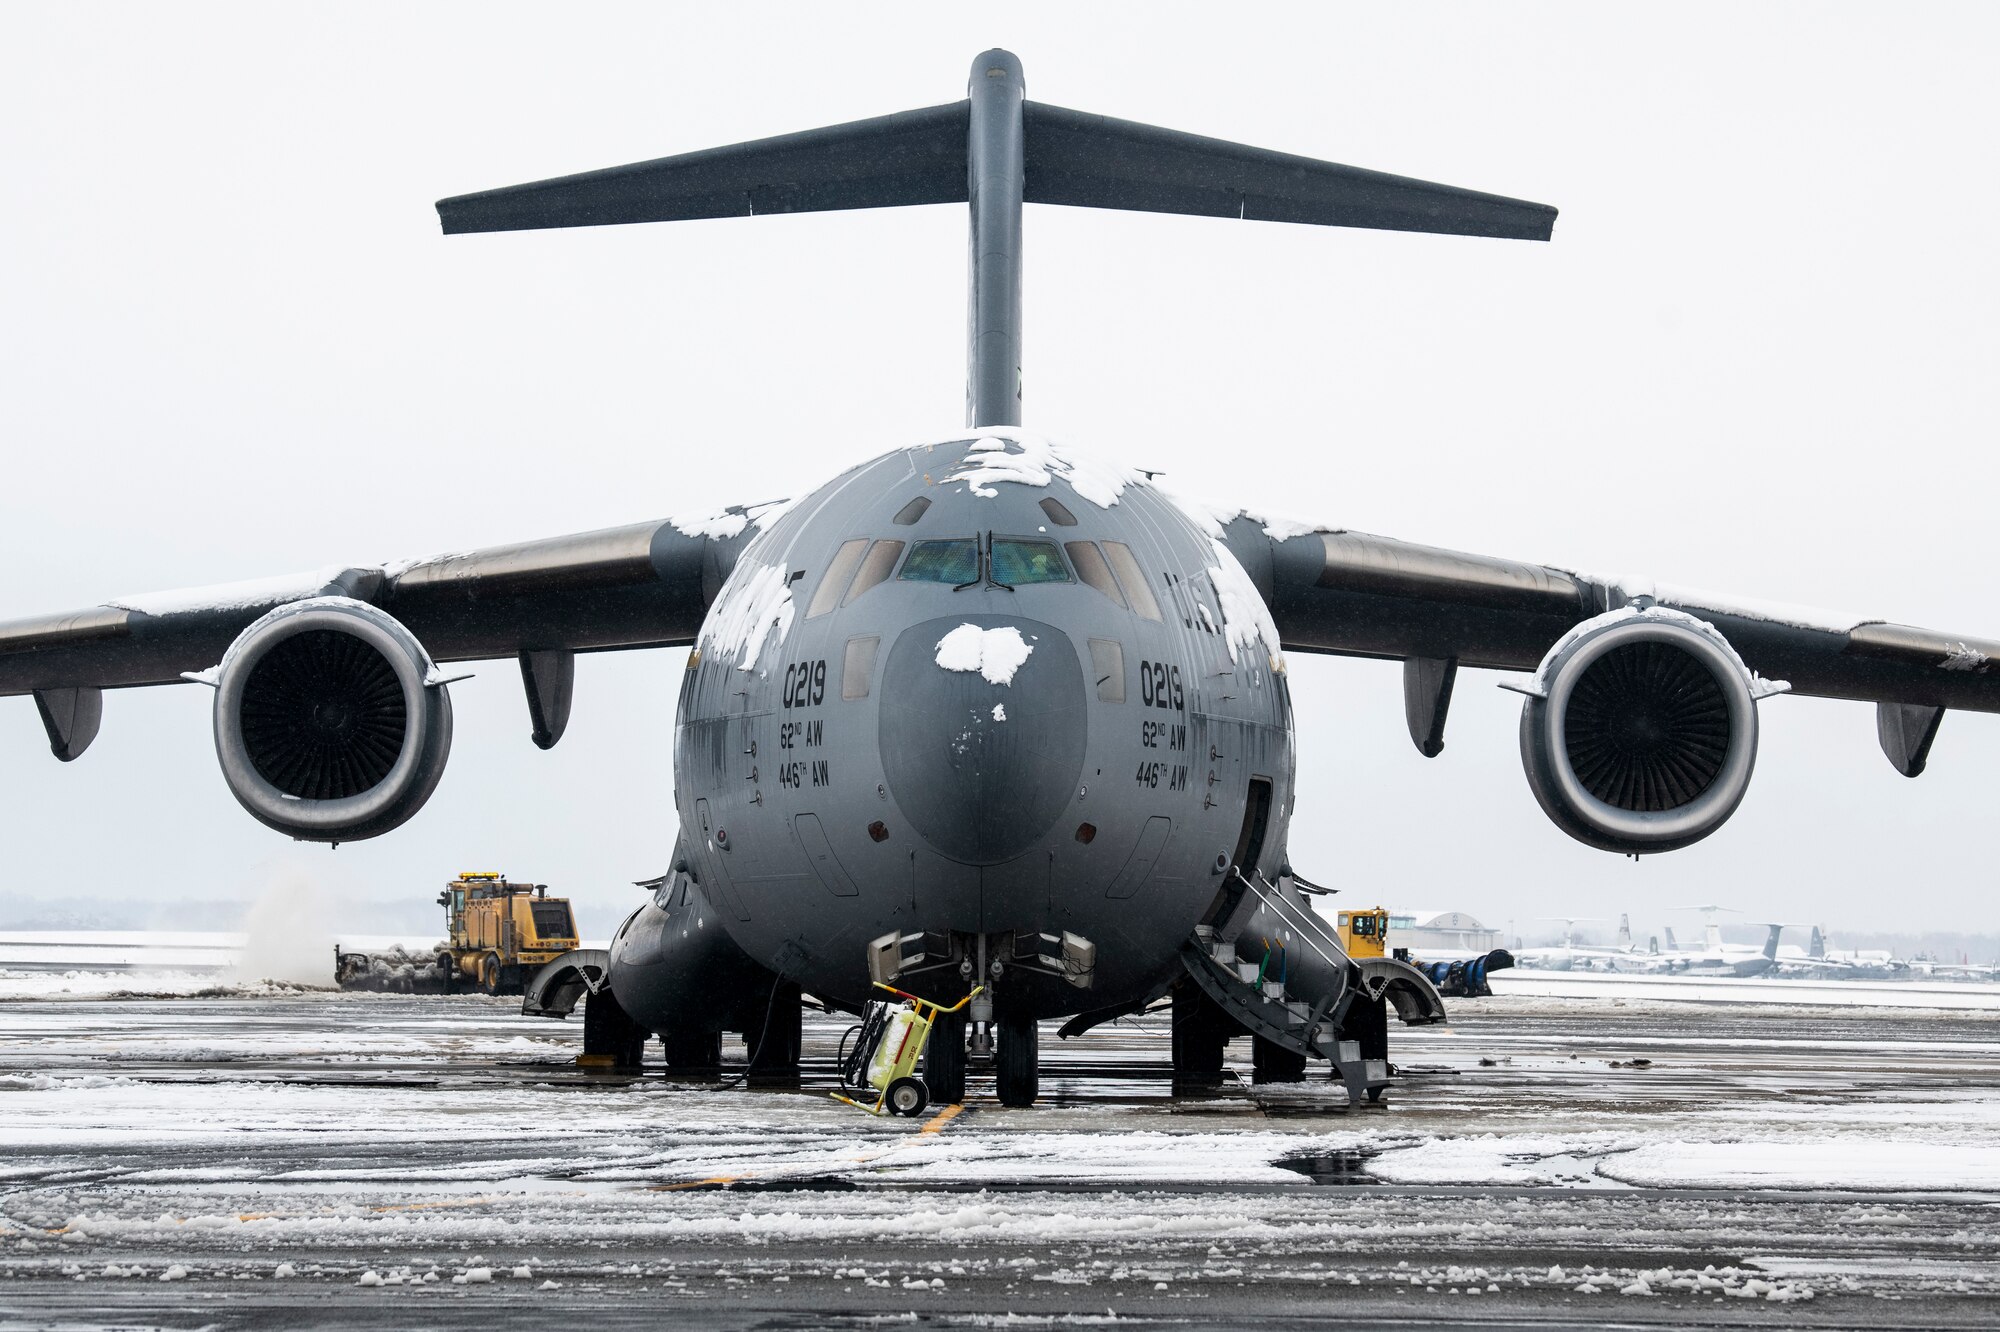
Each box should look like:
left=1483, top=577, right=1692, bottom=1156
left=924, top=1009, right=967, bottom=1105
left=996, top=1011, right=1039, bottom=1107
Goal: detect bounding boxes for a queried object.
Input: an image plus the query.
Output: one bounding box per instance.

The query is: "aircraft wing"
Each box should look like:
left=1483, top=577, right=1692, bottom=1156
left=1216, top=515, right=2000, bottom=773
left=0, top=512, right=769, bottom=753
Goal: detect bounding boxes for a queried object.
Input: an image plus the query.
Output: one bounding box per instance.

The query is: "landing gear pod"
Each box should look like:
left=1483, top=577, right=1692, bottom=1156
left=1516, top=608, right=1781, bottom=855
left=211, top=597, right=453, bottom=842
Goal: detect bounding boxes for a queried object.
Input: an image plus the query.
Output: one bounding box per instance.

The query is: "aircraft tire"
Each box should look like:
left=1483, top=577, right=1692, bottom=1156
left=583, top=989, right=648, bottom=1069
left=745, top=980, right=803, bottom=1079
left=996, top=1013, right=1039, bottom=1107
left=1251, top=1035, right=1308, bottom=1084
left=662, top=1028, right=722, bottom=1071
left=1170, top=982, right=1230, bottom=1086
left=924, top=1011, right=967, bottom=1105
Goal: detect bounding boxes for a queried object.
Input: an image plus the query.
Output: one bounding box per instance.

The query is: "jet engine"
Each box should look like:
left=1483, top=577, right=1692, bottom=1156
left=211, top=598, right=453, bottom=842
left=1518, top=608, right=1771, bottom=855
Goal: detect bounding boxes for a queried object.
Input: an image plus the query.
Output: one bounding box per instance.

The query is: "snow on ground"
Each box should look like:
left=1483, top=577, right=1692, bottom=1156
left=2, top=988, right=1996, bottom=1321
left=0, top=968, right=307, bottom=1001
left=1499, top=967, right=2000, bottom=1010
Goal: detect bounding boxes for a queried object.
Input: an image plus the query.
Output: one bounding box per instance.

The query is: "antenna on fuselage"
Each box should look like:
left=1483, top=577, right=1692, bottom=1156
left=435, top=50, right=1557, bottom=430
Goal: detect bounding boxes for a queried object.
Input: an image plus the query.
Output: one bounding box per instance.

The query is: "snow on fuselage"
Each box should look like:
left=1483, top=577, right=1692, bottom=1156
left=615, top=433, right=1295, bottom=1021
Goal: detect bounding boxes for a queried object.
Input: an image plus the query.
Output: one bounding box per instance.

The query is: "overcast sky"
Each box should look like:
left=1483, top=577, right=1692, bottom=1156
left=3, top=3, right=1996, bottom=944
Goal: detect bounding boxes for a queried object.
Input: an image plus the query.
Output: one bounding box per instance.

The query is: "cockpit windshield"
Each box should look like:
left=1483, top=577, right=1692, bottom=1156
left=990, top=539, right=1071, bottom=585
left=899, top=539, right=979, bottom=584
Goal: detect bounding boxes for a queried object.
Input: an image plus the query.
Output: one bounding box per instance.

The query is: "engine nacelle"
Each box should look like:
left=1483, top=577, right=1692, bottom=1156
left=1518, top=608, right=1772, bottom=855
left=212, top=598, right=452, bottom=842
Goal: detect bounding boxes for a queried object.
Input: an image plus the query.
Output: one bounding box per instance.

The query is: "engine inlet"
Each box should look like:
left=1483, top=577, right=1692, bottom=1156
left=1519, top=610, right=1766, bottom=855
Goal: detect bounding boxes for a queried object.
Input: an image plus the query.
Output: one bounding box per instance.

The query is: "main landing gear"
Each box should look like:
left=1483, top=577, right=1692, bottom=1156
left=581, top=988, right=647, bottom=1070
left=1170, top=980, right=1231, bottom=1088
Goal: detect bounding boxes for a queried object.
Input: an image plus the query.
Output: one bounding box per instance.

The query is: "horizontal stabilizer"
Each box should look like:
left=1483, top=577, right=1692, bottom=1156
left=437, top=103, right=970, bottom=234
left=438, top=97, right=1555, bottom=243
left=1022, top=103, right=1556, bottom=241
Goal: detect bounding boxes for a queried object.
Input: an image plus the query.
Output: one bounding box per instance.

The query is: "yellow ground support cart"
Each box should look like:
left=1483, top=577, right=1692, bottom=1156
left=832, top=984, right=982, bottom=1117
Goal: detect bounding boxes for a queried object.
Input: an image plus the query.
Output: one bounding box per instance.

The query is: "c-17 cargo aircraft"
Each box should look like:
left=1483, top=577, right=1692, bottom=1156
left=5, top=51, right=1998, bottom=1109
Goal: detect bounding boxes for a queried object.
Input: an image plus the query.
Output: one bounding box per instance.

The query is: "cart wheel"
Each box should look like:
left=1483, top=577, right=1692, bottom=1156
left=885, top=1076, right=929, bottom=1118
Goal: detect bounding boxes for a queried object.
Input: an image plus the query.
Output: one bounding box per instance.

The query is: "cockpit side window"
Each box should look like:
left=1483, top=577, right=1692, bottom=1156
left=990, top=538, right=1071, bottom=585
left=1066, top=542, right=1125, bottom=608
left=806, top=539, right=869, bottom=618
left=1038, top=496, right=1077, bottom=527
left=1101, top=541, right=1163, bottom=621
left=899, top=539, right=979, bottom=584
left=842, top=539, right=905, bottom=606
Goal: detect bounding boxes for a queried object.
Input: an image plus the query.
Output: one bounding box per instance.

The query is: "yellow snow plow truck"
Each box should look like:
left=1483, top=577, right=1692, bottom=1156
left=435, top=872, right=578, bottom=995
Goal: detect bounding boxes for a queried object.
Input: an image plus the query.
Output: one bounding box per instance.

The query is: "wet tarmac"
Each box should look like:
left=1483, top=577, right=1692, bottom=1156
left=2, top=986, right=1997, bottom=1328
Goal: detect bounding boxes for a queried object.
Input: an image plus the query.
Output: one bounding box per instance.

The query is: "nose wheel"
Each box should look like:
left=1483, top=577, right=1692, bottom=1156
left=995, top=1012, right=1039, bottom=1107
left=924, top=1010, right=967, bottom=1105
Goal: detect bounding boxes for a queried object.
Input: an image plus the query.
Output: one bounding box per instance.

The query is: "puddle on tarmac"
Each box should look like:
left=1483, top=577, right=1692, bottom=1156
left=1275, top=1147, right=1379, bottom=1184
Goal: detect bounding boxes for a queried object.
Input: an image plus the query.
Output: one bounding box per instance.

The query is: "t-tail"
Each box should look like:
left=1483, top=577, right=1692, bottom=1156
left=435, top=49, right=1556, bottom=429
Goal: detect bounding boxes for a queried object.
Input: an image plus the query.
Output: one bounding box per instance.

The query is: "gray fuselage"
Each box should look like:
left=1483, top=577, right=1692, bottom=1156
left=612, top=435, right=1295, bottom=1024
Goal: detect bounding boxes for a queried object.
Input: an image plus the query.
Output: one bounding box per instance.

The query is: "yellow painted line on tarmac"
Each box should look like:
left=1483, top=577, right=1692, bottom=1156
left=919, top=1104, right=964, bottom=1134
left=369, top=1195, right=519, bottom=1214
left=649, top=1175, right=747, bottom=1193
left=657, top=1102, right=970, bottom=1187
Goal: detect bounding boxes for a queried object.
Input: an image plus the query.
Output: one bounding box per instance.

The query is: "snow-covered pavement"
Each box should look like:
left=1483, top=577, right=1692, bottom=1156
left=1, top=987, right=1996, bottom=1327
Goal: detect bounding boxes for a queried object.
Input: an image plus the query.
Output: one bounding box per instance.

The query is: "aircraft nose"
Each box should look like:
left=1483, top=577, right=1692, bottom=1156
left=878, top=615, right=1086, bottom=865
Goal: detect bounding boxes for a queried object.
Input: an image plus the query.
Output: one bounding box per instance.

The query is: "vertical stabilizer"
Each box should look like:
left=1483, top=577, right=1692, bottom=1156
left=1665, top=926, right=1680, bottom=951
left=1810, top=925, right=1825, bottom=959
left=1615, top=913, right=1632, bottom=950
left=966, top=50, right=1026, bottom=428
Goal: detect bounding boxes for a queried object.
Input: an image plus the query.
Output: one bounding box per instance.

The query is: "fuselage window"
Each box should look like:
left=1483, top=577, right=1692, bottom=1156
left=841, top=539, right=905, bottom=606
left=899, top=538, right=979, bottom=584
left=842, top=635, right=880, bottom=700
left=990, top=538, right=1071, bottom=585
left=1039, top=496, right=1078, bottom=527
left=1066, top=541, right=1126, bottom=608
left=1088, top=638, right=1126, bottom=703
left=892, top=496, right=932, bottom=526
left=1101, top=541, right=1163, bottom=622
left=806, top=538, right=870, bottom=618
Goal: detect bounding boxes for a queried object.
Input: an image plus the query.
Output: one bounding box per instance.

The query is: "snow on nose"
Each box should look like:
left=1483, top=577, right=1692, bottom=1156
left=879, top=615, right=1086, bottom=866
